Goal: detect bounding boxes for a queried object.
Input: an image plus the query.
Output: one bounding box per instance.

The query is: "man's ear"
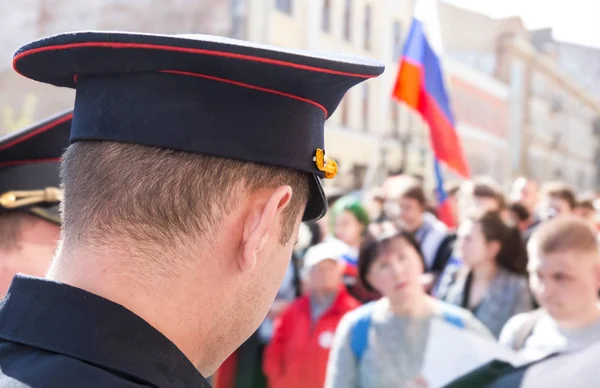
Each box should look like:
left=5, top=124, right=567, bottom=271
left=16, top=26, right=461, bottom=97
left=239, top=185, right=293, bottom=273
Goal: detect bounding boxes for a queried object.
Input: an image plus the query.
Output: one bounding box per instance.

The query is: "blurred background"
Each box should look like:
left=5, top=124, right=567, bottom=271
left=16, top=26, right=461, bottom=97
left=1, top=0, right=599, bottom=195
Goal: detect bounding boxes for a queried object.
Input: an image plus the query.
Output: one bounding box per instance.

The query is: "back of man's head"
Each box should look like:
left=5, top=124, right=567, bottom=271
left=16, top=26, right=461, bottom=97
left=61, top=141, right=310, bottom=263
left=527, top=216, right=600, bottom=326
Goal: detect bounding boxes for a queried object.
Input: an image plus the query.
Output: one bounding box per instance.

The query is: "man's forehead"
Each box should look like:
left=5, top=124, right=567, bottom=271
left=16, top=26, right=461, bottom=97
left=528, top=250, right=594, bottom=272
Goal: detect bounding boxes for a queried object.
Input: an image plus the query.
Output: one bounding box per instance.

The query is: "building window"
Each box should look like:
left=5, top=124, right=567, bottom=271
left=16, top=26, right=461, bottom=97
left=276, top=0, right=292, bottom=14
left=364, top=5, right=372, bottom=50
left=352, top=164, right=368, bottom=189
left=362, top=84, right=369, bottom=131
left=322, top=0, right=331, bottom=32
left=343, top=0, right=352, bottom=42
left=392, top=21, right=402, bottom=60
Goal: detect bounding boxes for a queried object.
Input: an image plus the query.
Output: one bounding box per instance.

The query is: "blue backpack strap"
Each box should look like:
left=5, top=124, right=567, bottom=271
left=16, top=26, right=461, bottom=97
left=350, top=302, right=376, bottom=362
left=441, top=305, right=465, bottom=329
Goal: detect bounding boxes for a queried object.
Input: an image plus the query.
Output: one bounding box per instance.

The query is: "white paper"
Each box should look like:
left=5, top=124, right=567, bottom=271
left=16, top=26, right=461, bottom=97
left=421, top=319, right=524, bottom=388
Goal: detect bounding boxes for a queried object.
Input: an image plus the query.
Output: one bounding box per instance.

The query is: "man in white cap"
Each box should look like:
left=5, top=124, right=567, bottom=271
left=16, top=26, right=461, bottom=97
left=263, top=242, right=359, bottom=388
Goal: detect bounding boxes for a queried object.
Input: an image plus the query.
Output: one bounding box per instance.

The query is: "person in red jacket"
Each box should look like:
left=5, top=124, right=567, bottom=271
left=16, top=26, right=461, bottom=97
left=263, top=242, right=360, bottom=388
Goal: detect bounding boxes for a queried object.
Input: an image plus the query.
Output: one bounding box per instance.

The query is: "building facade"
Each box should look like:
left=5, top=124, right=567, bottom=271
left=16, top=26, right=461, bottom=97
left=4, top=0, right=595, bottom=191
left=243, top=0, right=517, bottom=192
left=440, top=2, right=600, bottom=191
left=496, top=36, right=600, bottom=191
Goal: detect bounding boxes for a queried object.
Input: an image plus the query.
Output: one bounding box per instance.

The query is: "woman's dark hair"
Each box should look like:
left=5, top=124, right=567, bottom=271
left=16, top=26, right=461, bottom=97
left=473, top=211, right=528, bottom=276
left=508, top=202, right=530, bottom=222
left=358, top=231, right=426, bottom=291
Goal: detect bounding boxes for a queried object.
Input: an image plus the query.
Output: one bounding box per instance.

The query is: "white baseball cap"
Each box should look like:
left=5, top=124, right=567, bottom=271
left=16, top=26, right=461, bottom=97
left=303, top=241, right=348, bottom=272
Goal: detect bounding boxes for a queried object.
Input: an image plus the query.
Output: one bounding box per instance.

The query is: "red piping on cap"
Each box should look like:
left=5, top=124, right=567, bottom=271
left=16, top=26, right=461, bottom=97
left=13, top=41, right=377, bottom=79
left=0, top=112, right=72, bottom=152
left=0, top=157, right=62, bottom=168
left=160, top=70, right=328, bottom=117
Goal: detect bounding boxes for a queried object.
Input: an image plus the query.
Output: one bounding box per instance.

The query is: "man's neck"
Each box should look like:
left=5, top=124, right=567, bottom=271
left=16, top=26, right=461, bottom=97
left=556, top=304, right=600, bottom=330
left=47, top=244, right=221, bottom=376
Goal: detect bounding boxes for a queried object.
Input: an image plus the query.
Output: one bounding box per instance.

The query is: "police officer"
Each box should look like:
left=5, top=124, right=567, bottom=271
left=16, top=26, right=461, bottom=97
left=0, top=32, right=383, bottom=387
left=0, top=111, right=71, bottom=296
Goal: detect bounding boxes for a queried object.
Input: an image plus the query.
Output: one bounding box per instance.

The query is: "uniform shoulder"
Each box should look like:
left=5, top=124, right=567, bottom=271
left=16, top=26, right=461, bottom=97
left=0, top=342, right=152, bottom=388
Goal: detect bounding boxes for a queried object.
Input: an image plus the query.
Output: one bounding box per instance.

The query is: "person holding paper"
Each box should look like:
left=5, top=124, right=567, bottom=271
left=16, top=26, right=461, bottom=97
left=443, top=216, right=600, bottom=387
left=325, top=230, right=492, bottom=388
left=499, top=215, right=600, bottom=361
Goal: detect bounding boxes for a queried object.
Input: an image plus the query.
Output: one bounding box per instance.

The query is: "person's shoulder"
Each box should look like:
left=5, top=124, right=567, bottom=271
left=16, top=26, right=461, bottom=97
left=433, top=300, right=471, bottom=321
left=434, top=300, right=494, bottom=337
left=345, top=301, right=377, bottom=319
left=337, top=300, right=381, bottom=327
left=0, top=341, right=152, bottom=387
left=280, top=295, right=310, bottom=318
left=339, top=291, right=361, bottom=311
left=499, top=268, right=528, bottom=285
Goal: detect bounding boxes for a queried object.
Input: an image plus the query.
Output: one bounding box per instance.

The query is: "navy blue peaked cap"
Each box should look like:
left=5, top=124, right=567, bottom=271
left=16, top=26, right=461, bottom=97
left=0, top=110, right=72, bottom=224
left=13, top=32, right=384, bottom=221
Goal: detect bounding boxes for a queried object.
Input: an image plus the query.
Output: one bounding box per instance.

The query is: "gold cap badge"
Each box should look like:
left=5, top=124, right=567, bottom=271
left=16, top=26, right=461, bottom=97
left=0, top=187, right=63, bottom=209
left=314, top=148, right=338, bottom=179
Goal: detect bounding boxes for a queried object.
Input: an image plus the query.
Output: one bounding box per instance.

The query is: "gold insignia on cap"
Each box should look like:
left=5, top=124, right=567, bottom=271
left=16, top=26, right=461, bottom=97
left=314, top=148, right=338, bottom=179
left=0, top=187, right=63, bottom=209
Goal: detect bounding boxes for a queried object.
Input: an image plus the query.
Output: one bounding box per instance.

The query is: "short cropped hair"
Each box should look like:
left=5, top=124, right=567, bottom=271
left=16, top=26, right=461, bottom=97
left=576, top=195, right=596, bottom=211
left=61, top=141, right=311, bottom=249
left=528, top=215, right=598, bottom=256
left=397, top=179, right=427, bottom=208
left=472, top=176, right=506, bottom=210
left=542, top=181, right=576, bottom=210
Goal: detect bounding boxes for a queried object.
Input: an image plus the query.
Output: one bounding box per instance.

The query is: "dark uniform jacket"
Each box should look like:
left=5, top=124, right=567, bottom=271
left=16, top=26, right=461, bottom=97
left=0, top=275, right=211, bottom=387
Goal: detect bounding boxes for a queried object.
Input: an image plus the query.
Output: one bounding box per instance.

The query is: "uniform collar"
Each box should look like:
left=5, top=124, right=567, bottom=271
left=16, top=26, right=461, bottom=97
left=0, top=275, right=210, bottom=388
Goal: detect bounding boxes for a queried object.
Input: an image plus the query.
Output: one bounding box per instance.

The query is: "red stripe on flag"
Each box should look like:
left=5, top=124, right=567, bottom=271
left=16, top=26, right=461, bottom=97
left=393, top=60, right=470, bottom=177
left=419, top=92, right=470, bottom=177
left=437, top=198, right=456, bottom=229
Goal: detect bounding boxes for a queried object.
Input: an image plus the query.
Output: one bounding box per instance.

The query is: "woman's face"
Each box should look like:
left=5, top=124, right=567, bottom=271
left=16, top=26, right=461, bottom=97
left=367, top=237, right=425, bottom=301
left=457, top=220, right=496, bottom=267
left=334, top=210, right=364, bottom=247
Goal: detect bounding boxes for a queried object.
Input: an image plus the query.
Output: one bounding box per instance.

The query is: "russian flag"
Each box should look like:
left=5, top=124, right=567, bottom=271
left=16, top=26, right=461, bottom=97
left=392, top=0, right=469, bottom=178
left=392, top=0, right=467, bottom=227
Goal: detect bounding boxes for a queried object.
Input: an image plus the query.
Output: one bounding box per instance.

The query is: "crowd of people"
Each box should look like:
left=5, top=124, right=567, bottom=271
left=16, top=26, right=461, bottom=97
left=214, top=174, right=600, bottom=388
left=2, top=30, right=598, bottom=388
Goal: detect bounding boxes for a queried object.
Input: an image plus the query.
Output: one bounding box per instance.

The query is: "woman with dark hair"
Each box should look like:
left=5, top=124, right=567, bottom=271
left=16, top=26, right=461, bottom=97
left=325, top=231, right=491, bottom=388
left=435, top=211, right=534, bottom=338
